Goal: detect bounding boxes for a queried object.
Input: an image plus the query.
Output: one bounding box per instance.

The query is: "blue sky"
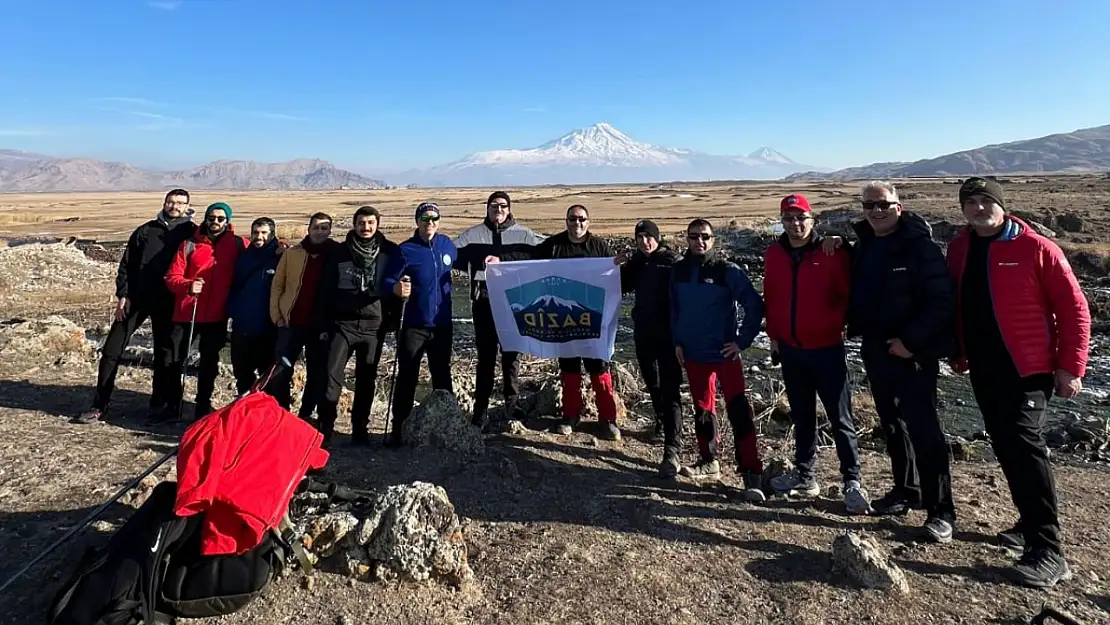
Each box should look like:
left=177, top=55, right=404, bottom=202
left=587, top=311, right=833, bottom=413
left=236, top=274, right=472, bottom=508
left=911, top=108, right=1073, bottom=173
left=2, top=0, right=1109, bottom=175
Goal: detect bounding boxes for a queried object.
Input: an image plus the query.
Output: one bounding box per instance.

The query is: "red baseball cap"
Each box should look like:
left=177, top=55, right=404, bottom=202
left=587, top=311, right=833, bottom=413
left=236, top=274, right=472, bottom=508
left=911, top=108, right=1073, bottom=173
left=780, top=194, right=812, bottom=213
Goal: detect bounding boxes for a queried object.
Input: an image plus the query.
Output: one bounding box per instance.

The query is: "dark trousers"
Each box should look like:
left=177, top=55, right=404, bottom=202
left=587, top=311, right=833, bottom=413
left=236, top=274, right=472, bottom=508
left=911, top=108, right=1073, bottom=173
left=229, top=329, right=276, bottom=395
left=392, top=325, right=454, bottom=430
left=971, top=369, right=1062, bottom=554
left=472, top=297, right=521, bottom=420
left=168, top=320, right=227, bottom=416
left=267, top=325, right=327, bottom=418
left=684, top=359, right=762, bottom=472
left=779, top=343, right=862, bottom=483
left=91, top=300, right=175, bottom=411
left=634, top=333, right=683, bottom=455
left=861, top=339, right=955, bottom=521
left=319, top=319, right=386, bottom=439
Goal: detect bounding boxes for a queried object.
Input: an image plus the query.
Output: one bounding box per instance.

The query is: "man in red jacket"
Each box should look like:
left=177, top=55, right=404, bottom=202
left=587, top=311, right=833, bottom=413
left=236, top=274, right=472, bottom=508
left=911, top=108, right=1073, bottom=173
left=946, top=177, right=1090, bottom=589
left=163, top=202, right=245, bottom=421
left=763, top=194, right=871, bottom=515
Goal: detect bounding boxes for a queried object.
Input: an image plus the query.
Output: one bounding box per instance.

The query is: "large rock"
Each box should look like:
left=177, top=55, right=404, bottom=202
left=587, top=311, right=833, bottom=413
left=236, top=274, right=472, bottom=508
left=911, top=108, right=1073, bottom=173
left=401, top=390, right=485, bottom=456
left=354, top=482, right=473, bottom=586
left=831, top=532, right=909, bottom=594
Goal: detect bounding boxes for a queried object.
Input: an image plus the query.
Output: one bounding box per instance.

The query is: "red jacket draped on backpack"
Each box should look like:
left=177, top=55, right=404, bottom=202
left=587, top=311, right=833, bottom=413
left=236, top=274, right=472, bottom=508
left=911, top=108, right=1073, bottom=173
left=174, top=392, right=330, bottom=556
left=165, top=226, right=246, bottom=323
left=946, top=216, right=1090, bottom=379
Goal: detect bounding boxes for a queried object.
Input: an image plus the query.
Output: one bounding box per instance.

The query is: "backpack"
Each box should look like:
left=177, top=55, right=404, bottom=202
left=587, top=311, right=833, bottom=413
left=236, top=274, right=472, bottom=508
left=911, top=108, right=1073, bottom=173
left=48, top=481, right=288, bottom=625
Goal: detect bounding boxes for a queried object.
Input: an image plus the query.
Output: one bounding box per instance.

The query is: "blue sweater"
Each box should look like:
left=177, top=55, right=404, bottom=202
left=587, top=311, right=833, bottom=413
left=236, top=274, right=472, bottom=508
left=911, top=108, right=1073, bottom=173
left=227, top=240, right=281, bottom=337
left=669, top=252, right=764, bottom=363
left=384, top=233, right=458, bottom=329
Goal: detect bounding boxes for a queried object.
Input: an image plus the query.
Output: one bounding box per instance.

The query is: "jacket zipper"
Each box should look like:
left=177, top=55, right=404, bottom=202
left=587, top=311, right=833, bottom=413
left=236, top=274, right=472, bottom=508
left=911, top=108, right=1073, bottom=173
left=432, top=237, right=440, bottom=325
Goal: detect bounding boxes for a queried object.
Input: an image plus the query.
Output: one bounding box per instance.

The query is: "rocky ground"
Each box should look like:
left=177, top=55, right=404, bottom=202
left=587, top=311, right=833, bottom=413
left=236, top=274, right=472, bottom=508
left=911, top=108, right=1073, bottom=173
left=1, top=194, right=1110, bottom=624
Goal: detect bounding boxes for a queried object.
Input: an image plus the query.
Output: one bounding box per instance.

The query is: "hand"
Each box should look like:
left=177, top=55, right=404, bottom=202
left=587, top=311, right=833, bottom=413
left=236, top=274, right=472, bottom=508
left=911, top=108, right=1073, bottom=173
left=821, top=236, right=844, bottom=255
left=887, top=338, right=913, bottom=359
left=675, top=345, right=684, bottom=366
left=394, top=278, right=411, bottom=299
left=613, top=252, right=630, bottom=266
left=721, top=342, right=741, bottom=360
left=114, top=297, right=129, bottom=322
left=189, top=278, right=205, bottom=295
left=947, top=358, right=968, bottom=374
left=1054, top=369, right=1082, bottom=399
left=484, top=255, right=500, bottom=266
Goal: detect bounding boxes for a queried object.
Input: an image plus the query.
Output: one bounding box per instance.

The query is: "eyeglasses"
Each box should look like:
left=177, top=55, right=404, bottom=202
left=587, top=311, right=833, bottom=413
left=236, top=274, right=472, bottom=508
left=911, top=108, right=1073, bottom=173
left=781, top=215, right=812, bottom=224
left=862, top=200, right=898, bottom=212
left=567, top=216, right=588, bottom=223
left=489, top=203, right=509, bottom=209
left=207, top=215, right=227, bottom=223
left=686, top=232, right=713, bottom=241
left=419, top=214, right=441, bottom=223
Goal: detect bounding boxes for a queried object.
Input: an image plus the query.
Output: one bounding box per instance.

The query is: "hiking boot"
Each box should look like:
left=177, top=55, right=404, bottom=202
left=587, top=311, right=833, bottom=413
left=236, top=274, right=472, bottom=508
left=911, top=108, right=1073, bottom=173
left=72, top=408, right=104, bottom=425
left=658, top=451, right=680, bottom=479
left=600, top=422, right=621, bottom=442
left=1012, top=549, right=1072, bottom=589
left=650, top=418, right=665, bottom=444
left=998, top=523, right=1025, bottom=550
left=552, top=418, right=579, bottom=435
left=680, top=458, right=721, bottom=480
left=924, top=517, right=954, bottom=544
left=843, top=480, right=872, bottom=515
left=870, top=489, right=922, bottom=516
left=740, top=471, right=767, bottom=502
left=769, top=470, right=820, bottom=497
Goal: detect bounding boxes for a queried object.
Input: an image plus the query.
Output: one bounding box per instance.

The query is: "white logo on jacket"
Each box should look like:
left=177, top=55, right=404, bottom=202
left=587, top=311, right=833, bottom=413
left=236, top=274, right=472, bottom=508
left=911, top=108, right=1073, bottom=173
left=442, top=254, right=452, bottom=265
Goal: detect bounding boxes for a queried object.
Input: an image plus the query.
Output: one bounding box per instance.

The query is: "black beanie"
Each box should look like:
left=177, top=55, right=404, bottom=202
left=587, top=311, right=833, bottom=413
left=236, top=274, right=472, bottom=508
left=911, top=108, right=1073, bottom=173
left=487, top=191, right=511, bottom=209
left=634, top=219, right=661, bottom=242
left=959, top=177, right=1005, bottom=209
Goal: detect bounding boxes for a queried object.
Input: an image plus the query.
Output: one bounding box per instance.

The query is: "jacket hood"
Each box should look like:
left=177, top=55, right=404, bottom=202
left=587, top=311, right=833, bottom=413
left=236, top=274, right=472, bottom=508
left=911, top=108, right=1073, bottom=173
left=852, top=210, right=932, bottom=241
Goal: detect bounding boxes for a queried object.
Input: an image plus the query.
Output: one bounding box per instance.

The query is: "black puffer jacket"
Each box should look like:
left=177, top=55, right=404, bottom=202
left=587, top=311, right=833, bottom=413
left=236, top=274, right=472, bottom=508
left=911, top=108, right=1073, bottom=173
left=620, top=246, right=680, bottom=339
left=845, top=211, right=956, bottom=360
left=533, top=231, right=612, bottom=260
left=115, top=215, right=197, bottom=308
left=314, top=231, right=401, bottom=329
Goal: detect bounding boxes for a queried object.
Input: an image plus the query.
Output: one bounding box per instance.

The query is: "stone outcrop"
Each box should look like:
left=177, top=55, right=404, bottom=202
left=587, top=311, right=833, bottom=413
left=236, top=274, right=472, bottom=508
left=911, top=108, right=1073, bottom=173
left=831, top=532, right=910, bottom=594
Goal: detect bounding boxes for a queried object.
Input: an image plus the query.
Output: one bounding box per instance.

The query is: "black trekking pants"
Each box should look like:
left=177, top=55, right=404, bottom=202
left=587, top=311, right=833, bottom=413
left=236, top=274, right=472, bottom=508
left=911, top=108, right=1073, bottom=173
left=634, top=332, right=683, bottom=456
left=472, top=297, right=521, bottom=421
left=779, top=343, right=862, bottom=484
left=229, top=328, right=276, bottom=395
left=391, top=324, right=454, bottom=431
left=318, top=320, right=385, bottom=439
left=267, top=325, right=327, bottom=419
left=91, top=299, right=176, bottom=411
left=970, top=369, right=1062, bottom=554
left=861, top=339, right=955, bottom=521
left=168, top=320, right=227, bottom=417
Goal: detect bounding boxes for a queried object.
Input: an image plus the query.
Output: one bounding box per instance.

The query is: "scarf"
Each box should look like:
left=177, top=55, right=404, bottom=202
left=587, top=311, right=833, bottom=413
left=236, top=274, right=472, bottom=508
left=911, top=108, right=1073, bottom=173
left=346, top=230, right=381, bottom=293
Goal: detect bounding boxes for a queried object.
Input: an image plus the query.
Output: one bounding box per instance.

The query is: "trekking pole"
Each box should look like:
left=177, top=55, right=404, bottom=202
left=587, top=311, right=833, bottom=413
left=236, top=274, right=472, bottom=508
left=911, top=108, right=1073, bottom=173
left=382, top=276, right=410, bottom=444
left=176, top=297, right=200, bottom=422
left=0, top=357, right=292, bottom=596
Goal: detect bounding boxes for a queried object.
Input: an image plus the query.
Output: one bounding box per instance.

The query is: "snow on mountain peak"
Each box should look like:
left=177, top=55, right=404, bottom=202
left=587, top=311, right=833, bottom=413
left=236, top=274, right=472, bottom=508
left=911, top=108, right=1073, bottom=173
left=748, top=147, right=795, bottom=164
left=531, top=294, right=582, bottom=310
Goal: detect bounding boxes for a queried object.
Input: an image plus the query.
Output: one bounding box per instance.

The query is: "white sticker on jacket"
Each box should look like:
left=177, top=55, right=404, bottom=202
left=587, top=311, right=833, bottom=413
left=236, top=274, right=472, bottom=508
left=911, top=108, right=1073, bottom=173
left=443, top=254, right=452, bottom=265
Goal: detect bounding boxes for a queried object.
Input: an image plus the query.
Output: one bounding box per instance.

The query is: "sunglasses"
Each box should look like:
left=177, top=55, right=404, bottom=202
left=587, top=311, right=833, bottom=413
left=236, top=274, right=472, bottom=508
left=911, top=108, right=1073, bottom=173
left=567, top=216, right=588, bottom=223
left=419, top=213, right=441, bottom=223
left=207, top=215, right=227, bottom=223
left=686, top=232, right=713, bottom=241
left=781, top=214, right=812, bottom=224
left=862, top=200, right=898, bottom=212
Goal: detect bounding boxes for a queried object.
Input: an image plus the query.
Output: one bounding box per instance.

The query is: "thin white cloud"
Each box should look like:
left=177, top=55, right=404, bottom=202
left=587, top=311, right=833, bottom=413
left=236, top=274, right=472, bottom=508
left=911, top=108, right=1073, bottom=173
left=96, top=107, right=180, bottom=121
left=0, top=128, right=52, bottom=136
left=147, top=1, right=182, bottom=10
left=92, top=96, right=165, bottom=107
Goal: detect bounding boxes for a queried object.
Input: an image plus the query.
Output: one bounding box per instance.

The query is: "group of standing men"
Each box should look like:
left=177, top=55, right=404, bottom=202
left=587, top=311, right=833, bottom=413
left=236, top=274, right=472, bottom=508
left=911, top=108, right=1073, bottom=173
left=77, top=178, right=1089, bottom=590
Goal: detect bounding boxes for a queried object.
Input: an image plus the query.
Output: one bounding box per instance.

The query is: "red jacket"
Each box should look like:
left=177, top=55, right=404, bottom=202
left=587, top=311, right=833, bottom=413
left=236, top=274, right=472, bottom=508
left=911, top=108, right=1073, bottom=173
left=165, top=226, right=246, bottom=323
left=174, top=392, right=330, bottom=556
left=763, top=236, right=851, bottom=349
left=946, top=216, right=1090, bottom=378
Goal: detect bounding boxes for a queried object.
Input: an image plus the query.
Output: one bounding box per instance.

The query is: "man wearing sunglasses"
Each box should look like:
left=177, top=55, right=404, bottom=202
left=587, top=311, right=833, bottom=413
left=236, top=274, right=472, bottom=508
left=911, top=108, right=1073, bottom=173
left=946, top=177, right=1089, bottom=588
left=764, top=194, right=871, bottom=514
left=75, top=189, right=197, bottom=424
left=670, top=219, right=766, bottom=501
left=454, top=191, right=545, bottom=430
left=163, top=202, right=246, bottom=420
left=534, top=204, right=621, bottom=441
left=845, top=181, right=957, bottom=544
left=383, top=202, right=458, bottom=446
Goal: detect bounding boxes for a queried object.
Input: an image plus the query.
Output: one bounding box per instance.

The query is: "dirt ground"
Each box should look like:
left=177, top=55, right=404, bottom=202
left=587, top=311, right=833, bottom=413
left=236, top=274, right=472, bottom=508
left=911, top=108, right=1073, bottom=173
left=1, top=176, right=1110, bottom=624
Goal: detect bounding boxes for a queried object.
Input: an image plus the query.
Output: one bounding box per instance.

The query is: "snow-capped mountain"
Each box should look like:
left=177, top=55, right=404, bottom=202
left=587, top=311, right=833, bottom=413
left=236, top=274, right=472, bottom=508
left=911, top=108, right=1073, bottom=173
left=398, top=123, right=825, bottom=187
left=531, top=294, right=585, bottom=310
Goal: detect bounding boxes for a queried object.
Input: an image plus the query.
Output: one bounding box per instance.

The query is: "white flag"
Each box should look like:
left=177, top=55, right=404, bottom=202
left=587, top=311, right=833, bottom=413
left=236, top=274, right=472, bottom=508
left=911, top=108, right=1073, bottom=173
left=484, top=257, right=622, bottom=360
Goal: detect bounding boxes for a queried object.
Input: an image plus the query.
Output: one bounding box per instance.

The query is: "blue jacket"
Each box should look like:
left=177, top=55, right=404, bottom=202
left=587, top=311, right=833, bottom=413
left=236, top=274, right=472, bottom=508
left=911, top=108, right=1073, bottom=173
left=384, top=232, right=457, bottom=329
left=670, top=252, right=764, bottom=363
left=227, top=239, right=281, bottom=337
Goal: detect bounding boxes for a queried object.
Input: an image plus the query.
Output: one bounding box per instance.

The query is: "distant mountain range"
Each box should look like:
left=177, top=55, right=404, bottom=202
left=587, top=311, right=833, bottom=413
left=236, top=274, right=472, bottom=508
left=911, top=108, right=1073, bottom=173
left=394, top=123, right=825, bottom=186
left=0, top=152, right=385, bottom=192
left=787, top=123, right=1110, bottom=181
